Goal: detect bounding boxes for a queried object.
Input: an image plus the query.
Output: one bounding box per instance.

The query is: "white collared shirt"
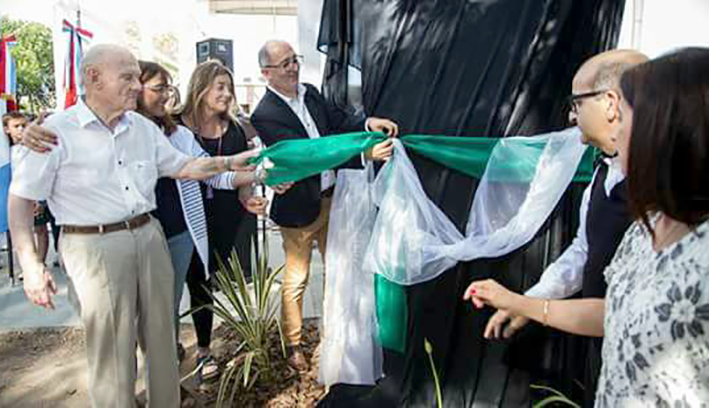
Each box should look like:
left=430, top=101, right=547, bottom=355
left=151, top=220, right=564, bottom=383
left=10, top=98, right=190, bottom=226
left=525, top=157, right=625, bottom=299
left=268, top=84, right=336, bottom=191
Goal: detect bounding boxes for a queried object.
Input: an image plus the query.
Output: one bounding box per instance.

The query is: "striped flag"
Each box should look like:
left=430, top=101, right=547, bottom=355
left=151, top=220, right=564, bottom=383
left=62, top=19, right=93, bottom=109
left=0, top=105, right=9, bottom=233
left=0, top=35, right=16, bottom=232
left=0, top=35, right=17, bottom=112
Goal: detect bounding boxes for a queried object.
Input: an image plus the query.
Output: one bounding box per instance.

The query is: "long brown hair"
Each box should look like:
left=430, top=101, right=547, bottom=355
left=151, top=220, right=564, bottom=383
left=137, top=60, right=177, bottom=135
left=177, top=59, right=237, bottom=133
left=620, top=47, right=709, bottom=233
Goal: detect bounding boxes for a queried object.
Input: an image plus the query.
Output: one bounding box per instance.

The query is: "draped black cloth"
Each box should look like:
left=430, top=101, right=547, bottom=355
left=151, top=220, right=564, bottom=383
left=316, top=1, right=625, bottom=406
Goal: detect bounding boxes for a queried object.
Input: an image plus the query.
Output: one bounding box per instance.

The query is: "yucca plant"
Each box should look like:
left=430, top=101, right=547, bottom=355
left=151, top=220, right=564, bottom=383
left=205, top=242, right=286, bottom=407
left=531, top=384, right=581, bottom=408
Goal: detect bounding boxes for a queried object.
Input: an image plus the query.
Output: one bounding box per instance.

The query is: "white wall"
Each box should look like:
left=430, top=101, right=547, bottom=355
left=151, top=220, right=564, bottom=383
left=618, top=0, right=709, bottom=57
left=297, top=0, right=325, bottom=87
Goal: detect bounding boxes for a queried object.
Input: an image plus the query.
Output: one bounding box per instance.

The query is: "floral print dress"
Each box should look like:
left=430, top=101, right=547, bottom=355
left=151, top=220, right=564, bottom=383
left=597, top=217, right=709, bottom=407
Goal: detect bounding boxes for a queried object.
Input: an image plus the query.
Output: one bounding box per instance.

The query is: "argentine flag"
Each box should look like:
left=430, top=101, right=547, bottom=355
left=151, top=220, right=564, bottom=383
left=0, top=101, right=10, bottom=233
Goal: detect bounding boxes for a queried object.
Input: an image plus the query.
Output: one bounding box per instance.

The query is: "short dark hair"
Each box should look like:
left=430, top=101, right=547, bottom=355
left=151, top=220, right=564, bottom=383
left=137, top=60, right=178, bottom=136
left=2, top=111, right=26, bottom=128
left=620, top=47, right=709, bottom=233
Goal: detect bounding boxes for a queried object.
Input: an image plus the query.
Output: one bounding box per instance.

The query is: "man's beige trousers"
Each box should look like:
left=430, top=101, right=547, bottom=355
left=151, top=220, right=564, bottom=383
left=61, top=218, right=180, bottom=408
left=279, top=197, right=331, bottom=346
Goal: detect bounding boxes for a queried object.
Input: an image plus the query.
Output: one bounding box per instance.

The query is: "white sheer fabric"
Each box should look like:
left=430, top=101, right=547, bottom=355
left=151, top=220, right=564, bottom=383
left=319, top=163, right=383, bottom=386
left=320, top=127, right=587, bottom=385
left=364, top=127, right=587, bottom=285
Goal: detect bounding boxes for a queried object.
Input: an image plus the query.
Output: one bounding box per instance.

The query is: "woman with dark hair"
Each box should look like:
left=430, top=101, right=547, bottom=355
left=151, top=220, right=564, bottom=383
left=464, top=48, right=709, bottom=406
left=136, top=61, right=267, bottom=380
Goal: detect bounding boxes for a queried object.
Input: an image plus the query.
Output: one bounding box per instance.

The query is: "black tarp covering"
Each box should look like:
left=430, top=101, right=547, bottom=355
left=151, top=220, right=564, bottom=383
left=316, top=1, right=625, bottom=406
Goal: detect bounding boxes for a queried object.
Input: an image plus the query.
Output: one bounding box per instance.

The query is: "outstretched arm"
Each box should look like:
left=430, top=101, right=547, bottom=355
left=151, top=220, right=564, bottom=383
left=171, top=149, right=259, bottom=180
left=464, top=279, right=604, bottom=337
left=484, top=179, right=596, bottom=339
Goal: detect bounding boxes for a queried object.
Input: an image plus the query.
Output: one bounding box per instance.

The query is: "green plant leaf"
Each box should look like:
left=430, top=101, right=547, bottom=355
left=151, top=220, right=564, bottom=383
left=242, top=351, right=255, bottom=387
left=530, top=384, right=581, bottom=408
left=533, top=395, right=581, bottom=408
left=193, top=241, right=285, bottom=400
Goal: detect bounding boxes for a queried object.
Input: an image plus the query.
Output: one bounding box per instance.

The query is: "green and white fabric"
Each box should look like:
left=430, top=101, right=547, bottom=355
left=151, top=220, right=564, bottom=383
left=252, top=127, right=591, bottom=385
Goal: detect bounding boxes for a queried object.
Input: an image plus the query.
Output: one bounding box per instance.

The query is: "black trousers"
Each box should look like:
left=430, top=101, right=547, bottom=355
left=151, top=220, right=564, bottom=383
left=185, top=251, right=213, bottom=349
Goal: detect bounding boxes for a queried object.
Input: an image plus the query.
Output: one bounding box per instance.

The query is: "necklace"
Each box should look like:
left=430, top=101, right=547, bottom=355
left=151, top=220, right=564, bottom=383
left=196, top=118, right=228, bottom=200
left=197, top=119, right=227, bottom=156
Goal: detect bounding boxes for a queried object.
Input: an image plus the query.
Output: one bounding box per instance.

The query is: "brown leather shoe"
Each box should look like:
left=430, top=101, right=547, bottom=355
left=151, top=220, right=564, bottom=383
left=287, top=345, right=308, bottom=372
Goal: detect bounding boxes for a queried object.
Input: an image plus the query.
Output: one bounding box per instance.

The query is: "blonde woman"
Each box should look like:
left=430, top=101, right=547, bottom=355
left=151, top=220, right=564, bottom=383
left=177, top=60, right=282, bottom=379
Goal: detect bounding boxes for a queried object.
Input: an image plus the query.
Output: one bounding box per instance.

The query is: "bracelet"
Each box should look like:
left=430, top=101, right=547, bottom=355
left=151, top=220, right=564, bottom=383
left=542, top=299, right=550, bottom=326
left=223, top=156, right=231, bottom=171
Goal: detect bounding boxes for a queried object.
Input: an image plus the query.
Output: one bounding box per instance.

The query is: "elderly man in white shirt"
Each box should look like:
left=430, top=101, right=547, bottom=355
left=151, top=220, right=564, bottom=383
left=9, top=44, right=259, bottom=408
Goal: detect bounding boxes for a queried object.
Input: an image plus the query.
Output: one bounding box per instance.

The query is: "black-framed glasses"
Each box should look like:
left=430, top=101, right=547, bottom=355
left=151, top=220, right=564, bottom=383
left=263, top=55, right=303, bottom=70
left=566, top=90, right=607, bottom=113
left=145, top=84, right=175, bottom=95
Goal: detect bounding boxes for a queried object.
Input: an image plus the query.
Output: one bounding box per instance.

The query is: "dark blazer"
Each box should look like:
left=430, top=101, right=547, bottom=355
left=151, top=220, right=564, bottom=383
left=251, top=84, right=366, bottom=228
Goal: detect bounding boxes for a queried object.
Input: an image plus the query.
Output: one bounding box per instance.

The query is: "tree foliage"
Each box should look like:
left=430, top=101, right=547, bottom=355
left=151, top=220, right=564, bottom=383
left=1, top=17, right=55, bottom=112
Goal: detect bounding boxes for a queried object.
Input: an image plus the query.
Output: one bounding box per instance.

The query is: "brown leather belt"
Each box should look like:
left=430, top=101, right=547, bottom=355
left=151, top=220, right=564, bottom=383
left=62, top=213, right=151, bottom=235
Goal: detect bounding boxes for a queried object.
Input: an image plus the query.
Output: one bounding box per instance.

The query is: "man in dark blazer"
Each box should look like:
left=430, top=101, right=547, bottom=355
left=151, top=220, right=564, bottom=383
left=251, top=40, right=398, bottom=371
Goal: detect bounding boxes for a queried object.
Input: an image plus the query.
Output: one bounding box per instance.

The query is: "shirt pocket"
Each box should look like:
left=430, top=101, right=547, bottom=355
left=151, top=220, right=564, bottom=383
left=128, top=160, right=158, bottom=198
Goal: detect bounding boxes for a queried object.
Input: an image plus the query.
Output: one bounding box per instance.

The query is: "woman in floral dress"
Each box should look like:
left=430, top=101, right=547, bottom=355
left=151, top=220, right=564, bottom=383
left=463, top=47, right=709, bottom=407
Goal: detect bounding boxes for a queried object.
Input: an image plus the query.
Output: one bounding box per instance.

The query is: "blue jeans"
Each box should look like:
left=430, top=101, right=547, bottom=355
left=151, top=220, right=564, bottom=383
left=166, top=230, right=194, bottom=342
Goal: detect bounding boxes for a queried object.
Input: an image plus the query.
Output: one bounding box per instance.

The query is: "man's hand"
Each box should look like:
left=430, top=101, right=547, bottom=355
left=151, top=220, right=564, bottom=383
left=243, top=196, right=268, bottom=215
left=33, top=202, right=44, bottom=217
left=238, top=185, right=268, bottom=215
left=484, top=309, right=530, bottom=339
left=22, top=123, right=57, bottom=154
left=9, top=194, right=56, bottom=310
left=365, top=139, right=395, bottom=162
left=24, top=264, right=57, bottom=310
left=366, top=117, right=399, bottom=137
left=463, top=279, right=518, bottom=311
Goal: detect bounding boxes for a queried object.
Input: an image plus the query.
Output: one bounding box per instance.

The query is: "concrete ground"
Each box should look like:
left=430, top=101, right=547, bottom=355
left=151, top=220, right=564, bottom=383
left=0, top=226, right=325, bottom=332
left=0, top=224, right=325, bottom=407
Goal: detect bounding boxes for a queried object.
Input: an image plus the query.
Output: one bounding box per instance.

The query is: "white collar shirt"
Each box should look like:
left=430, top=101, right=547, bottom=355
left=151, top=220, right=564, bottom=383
left=268, top=84, right=336, bottom=191
left=9, top=98, right=190, bottom=226
left=525, top=155, right=626, bottom=299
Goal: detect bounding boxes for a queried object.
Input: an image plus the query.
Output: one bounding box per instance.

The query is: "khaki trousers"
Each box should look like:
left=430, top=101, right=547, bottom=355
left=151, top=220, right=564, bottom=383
left=61, top=218, right=180, bottom=408
left=280, top=197, right=331, bottom=346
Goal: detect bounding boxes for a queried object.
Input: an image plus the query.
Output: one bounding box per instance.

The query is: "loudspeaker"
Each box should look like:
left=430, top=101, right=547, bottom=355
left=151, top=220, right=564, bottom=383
left=196, top=38, right=234, bottom=73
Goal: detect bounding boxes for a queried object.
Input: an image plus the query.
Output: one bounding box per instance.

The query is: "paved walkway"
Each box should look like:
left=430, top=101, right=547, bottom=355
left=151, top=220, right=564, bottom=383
left=0, top=227, right=325, bottom=333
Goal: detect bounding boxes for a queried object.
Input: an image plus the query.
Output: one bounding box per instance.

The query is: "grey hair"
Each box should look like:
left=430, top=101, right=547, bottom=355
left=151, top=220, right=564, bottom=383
left=258, top=40, right=289, bottom=68
left=586, top=50, right=649, bottom=91
left=591, top=61, right=638, bottom=91
left=258, top=44, right=271, bottom=68
left=80, top=44, right=131, bottom=83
